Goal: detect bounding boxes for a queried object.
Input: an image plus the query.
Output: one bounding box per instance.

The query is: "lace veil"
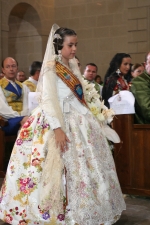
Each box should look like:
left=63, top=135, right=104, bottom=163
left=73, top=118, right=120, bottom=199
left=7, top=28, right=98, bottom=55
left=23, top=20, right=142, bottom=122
left=37, top=24, right=58, bottom=94
left=37, top=24, right=66, bottom=214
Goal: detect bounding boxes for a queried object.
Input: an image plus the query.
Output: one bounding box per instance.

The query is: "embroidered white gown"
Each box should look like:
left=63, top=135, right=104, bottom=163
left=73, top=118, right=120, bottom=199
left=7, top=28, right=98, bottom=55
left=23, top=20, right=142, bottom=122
left=0, top=69, right=126, bottom=225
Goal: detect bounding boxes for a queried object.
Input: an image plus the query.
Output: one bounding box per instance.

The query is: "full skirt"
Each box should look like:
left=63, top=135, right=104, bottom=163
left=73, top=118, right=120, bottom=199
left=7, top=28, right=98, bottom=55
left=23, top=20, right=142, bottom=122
left=0, top=106, right=125, bottom=225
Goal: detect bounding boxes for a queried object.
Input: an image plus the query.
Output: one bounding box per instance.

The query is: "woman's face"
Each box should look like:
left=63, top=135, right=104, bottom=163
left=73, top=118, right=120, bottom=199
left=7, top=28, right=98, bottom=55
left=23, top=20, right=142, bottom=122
left=61, top=35, right=77, bottom=61
left=119, top=57, right=131, bottom=75
left=131, top=66, right=145, bottom=78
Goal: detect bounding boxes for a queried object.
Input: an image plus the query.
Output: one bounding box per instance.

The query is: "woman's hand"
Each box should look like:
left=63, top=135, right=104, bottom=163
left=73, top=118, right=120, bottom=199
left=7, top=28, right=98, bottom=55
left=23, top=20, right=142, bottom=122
left=54, top=128, right=70, bottom=152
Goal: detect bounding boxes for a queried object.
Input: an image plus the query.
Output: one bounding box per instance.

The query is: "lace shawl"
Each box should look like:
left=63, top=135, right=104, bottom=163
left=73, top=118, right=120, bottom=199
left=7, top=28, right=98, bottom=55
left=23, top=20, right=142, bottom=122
left=38, top=57, right=84, bottom=214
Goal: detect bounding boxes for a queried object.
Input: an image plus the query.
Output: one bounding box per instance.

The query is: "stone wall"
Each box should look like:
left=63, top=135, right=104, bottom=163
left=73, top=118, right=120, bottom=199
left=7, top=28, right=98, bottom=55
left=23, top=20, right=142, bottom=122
left=127, top=0, right=150, bottom=63
left=54, top=0, right=150, bottom=77
left=0, top=0, right=150, bottom=78
left=0, top=0, right=54, bottom=75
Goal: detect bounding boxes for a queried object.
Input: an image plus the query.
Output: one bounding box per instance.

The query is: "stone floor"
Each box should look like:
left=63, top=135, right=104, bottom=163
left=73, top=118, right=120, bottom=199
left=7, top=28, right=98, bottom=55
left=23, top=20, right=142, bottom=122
left=0, top=179, right=150, bottom=225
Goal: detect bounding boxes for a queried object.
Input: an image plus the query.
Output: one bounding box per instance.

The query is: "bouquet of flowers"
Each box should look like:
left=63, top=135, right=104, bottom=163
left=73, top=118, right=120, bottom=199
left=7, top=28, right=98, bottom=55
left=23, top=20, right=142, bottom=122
left=82, top=78, right=115, bottom=124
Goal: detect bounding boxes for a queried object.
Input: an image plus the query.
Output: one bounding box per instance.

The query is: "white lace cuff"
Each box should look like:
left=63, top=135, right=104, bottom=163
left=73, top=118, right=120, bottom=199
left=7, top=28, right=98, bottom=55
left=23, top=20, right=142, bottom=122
left=45, top=113, right=61, bottom=130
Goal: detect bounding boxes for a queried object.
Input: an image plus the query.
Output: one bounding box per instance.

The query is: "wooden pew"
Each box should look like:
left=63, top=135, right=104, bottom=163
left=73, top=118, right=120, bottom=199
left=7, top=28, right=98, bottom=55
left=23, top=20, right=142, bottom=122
left=0, top=117, right=7, bottom=177
left=113, top=114, right=150, bottom=196
left=0, top=117, right=16, bottom=178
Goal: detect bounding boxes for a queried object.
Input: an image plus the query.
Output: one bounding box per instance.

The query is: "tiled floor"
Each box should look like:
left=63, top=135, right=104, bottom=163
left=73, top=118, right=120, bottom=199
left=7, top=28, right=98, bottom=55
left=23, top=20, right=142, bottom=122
left=0, top=178, right=150, bottom=225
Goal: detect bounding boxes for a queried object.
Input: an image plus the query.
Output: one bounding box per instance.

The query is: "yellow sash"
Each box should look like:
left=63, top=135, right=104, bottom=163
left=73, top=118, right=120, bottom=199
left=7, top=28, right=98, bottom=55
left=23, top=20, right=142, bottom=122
left=0, top=77, right=23, bottom=113
left=24, top=80, right=36, bottom=92
left=56, top=61, right=87, bottom=107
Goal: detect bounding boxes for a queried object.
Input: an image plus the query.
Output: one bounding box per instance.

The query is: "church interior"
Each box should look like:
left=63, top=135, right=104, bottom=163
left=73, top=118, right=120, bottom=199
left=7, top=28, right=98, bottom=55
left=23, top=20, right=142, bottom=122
left=0, top=0, right=150, bottom=224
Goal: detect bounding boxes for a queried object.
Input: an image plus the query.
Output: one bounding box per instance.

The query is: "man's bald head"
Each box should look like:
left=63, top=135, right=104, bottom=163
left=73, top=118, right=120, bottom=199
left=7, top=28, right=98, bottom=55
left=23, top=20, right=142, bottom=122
left=1, top=57, right=18, bottom=81
left=1, top=57, right=18, bottom=68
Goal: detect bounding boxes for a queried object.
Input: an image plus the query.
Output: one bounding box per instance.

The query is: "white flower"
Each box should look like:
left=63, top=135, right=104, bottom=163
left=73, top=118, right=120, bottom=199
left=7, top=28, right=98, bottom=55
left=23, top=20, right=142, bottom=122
left=97, top=113, right=105, bottom=122
left=88, top=102, right=99, bottom=115
left=53, top=34, right=62, bottom=39
left=81, top=77, right=115, bottom=124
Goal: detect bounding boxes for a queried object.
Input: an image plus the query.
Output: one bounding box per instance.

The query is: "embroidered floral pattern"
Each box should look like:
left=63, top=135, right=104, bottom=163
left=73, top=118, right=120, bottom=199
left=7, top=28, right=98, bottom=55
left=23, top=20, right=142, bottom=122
left=57, top=214, right=65, bottom=221
left=12, top=176, right=37, bottom=205
left=0, top=101, right=125, bottom=224
left=4, top=213, right=13, bottom=223
left=34, top=113, right=50, bottom=144
left=23, top=148, right=44, bottom=172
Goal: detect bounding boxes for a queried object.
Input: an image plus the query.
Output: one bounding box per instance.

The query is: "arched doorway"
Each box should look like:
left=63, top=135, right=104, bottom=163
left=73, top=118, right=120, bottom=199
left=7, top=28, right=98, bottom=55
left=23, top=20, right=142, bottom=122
left=8, top=3, right=42, bottom=76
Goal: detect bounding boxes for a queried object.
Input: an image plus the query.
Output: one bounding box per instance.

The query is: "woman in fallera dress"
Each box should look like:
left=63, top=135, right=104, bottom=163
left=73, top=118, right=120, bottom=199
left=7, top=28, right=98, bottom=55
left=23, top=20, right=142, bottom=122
left=0, top=24, right=125, bottom=225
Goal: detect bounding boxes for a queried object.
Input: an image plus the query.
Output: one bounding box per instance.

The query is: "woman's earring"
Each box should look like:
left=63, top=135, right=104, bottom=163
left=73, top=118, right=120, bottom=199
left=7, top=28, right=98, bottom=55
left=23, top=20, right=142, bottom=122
left=58, top=50, right=62, bottom=61
left=116, top=69, right=121, bottom=75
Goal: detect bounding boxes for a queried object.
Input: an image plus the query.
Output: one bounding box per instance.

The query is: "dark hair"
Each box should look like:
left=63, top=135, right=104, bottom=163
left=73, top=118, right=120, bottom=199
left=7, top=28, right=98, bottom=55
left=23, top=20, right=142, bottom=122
left=102, top=53, right=131, bottom=107
left=53, top=27, right=77, bottom=55
left=85, top=63, right=98, bottom=72
left=1, top=57, right=18, bottom=68
left=104, top=53, right=131, bottom=82
left=95, top=75, right=101, bottom=81
left=131, top=63, right=144, bottom=72
left=29, top=61, right=42, bottom=75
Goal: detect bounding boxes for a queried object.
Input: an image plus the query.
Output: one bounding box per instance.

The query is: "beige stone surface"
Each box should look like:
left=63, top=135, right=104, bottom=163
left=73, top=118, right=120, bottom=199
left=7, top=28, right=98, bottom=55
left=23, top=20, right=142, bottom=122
left=128, top=20, right=137, bottom=31
left=110, top=25, right=128, bottom=37
left=128, top=42, right=138, bottom=53
left=138, top=0, right=150, bottom=7
left=138, top=42, right=148, bottom=53
left=128, top=7, right=147, bottom=19
left=107, top=0, right=124, bottom=14
left=131, top=53, right=146, bottom=63
left=0, top=0, right=150, bottom=78
left=126, top=0, right=138, bottom=8
left=138, top=18, right=147, bottom=30
left=97, top=14, right=113, bottom=27
left=86, top=2, right=107, bottom=16
left=129, top=30, right=147, bottom=42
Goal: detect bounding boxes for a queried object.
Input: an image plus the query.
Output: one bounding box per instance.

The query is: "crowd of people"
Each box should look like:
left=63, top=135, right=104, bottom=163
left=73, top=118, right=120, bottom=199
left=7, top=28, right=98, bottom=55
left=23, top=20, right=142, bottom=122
left=0, top=51, right=148, bottom=129
left=0, top=24, right=149, bottom=225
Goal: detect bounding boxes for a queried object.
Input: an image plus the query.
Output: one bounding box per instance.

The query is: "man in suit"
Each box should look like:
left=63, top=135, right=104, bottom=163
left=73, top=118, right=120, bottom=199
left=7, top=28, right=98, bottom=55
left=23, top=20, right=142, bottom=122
left=0, top=57, right=29, bottom=135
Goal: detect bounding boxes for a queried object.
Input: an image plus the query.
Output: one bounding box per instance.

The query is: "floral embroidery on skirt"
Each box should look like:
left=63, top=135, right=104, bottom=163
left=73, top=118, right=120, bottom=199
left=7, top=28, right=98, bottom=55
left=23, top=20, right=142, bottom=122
left=0, top=107, right=125, bottom=225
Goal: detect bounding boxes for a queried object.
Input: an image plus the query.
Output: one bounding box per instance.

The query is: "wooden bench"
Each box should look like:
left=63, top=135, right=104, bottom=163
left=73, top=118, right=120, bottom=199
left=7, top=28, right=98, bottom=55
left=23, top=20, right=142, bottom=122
left=113, top=114, right=150, bottom=197
left=0, top=117, right=16, bottom=178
